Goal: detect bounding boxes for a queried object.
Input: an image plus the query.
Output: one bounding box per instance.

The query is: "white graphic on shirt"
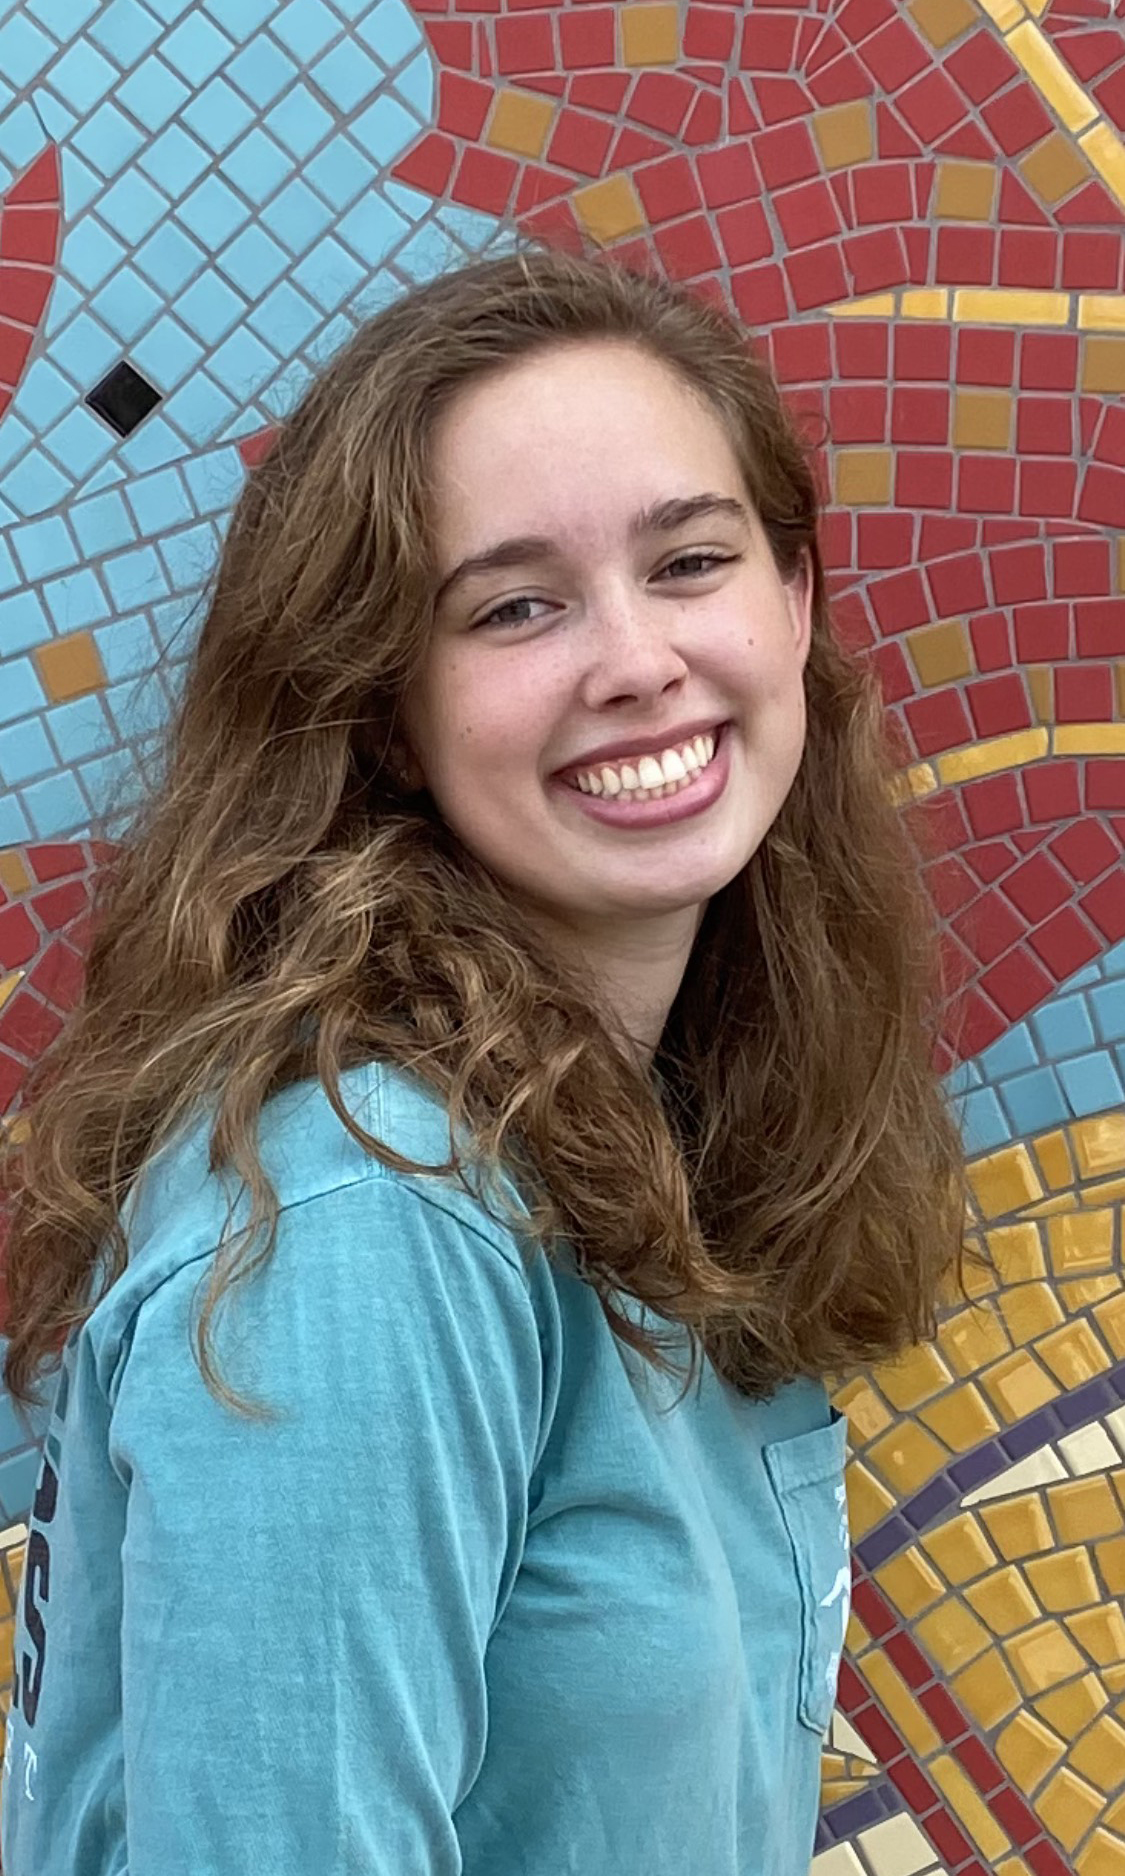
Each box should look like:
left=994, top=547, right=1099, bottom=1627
left=819, top=1480, right=851, bottom=1709
left=22, top=1743, right=37, bottom=1803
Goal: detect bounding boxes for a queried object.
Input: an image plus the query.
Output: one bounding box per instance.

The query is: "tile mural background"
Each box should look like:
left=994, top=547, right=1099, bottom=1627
left=0, top=0, right=1124, bottom=1868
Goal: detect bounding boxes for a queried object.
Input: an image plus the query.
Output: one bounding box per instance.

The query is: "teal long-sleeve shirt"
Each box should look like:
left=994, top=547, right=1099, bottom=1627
left=1, top=1059, right=850, bottom=1875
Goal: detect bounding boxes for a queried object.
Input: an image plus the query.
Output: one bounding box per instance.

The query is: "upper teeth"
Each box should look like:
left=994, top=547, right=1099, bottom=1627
left=571, top=732, right=717, bottom=798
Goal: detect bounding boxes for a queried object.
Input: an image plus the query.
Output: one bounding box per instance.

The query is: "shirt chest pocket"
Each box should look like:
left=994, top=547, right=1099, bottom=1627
left=763, top=1411, right=851, bottom=1737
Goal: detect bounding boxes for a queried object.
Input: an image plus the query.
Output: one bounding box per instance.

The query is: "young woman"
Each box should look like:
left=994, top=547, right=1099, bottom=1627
left=0, top=247, right=964, bottom=1875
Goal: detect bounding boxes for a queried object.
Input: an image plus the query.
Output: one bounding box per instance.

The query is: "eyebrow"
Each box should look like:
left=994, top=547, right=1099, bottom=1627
left=433, top=493, right=750, bottom=607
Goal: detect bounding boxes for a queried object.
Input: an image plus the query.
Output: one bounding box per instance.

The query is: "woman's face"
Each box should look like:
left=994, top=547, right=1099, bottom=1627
left=402, top=339, right=812, bottom=944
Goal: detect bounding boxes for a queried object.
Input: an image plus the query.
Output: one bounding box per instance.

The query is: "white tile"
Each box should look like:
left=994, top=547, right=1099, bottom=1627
left=962, top=1446, right=1067, bottom=1506
left=810, top=1847, right=867, bottom=1876
left=859, top=1813, right=942, bottom=1876
left=0, top=1522, right=27, bottom=1549
left=832, top=1712, right=878, bottom=1763
left=1107, top=1404, right=1125, bottom=1457
left=1058, top=1423, right=1120, bottom=1474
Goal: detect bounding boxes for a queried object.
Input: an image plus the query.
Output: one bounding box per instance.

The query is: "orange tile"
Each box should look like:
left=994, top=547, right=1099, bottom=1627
left=32, top=631, right=106, bottom=704
left=871, top=1342, right=953, bottom=1411
left=1026, top=1547, right=1100, bottom=1613
left=875, top=1548, right=945, bottom=1619
left=954, top=389, right=1012, bottom=449
left=1083, top=337, right=1125, bottom=395
left=1035, top=1671, right=1109, bottom=1740
left=0, top=851, right=31, bottom=897
left=988, top=1220, right=1048, bottom=1280
left=996, top=1709, right=1066, bottom=1793
left=1038, top=1767, right=1105, bottom=1852
left=573, top=176, right=647, bottom=246
left=1047, top=1207, right=1116, bottom=1275
left=917, top=1599, right=991, bottom=1672
left=909, top=0, right=977, bottom=47
left=866, top=1420, right=948, bottom=1493
left=835, top=449, right=892, bottom=506
left=1066, top=1603, right=1125, bottom=1666
left=930, top=1751, right=1012, bottom=1860
left=486, top=89, right=554, bottom=160
left=1068, top=1714, right=1125, bottom=1794
left=953, top=1647, right=1023, bottom=1728
left=1050, top=1476, right=1124, bottom=1544
left=908, top=619, right=973, bottom=688
left=966, top=1564, right=1040, bottom=1637
left=938, top=1303, right=1012, bottom=1376
left=936, top=162, right=997, bottom=221
left=1036, top=1320, right=1112, bottom=1388
left=1005, top=1618, right=1087, bottom=1695
left=833, top=1377, right=894, bottom=1445
left=1076, top=1830, right=1125, bottom=1876
left=1097, top=1535, right=1125, bottom=1596
left=1095, top=1293, right=1125, bottom=1360
left=812, top=100, right=874, bottom=170
left=860, top=1650, right=942, bottom=1755
left=845, top=1460, right=896, bottom=1537
left=918, top=1382, right=999, bottom=1452
left=1021, top=130, right=1092, bottom=205
left=999, top=1281, right=1065, bottom=1344
left=922, top=1512, right=999, bottom=1585
left=621, top=4, right=678, bottom=65
left=981, top=1494, right=1054, bottom=1562
left=979, top=1349, right=1059, bottom=1420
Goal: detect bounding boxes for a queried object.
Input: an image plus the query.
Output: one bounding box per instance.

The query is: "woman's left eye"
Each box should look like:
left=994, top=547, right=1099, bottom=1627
left=657, top=552, right=739, bottom=581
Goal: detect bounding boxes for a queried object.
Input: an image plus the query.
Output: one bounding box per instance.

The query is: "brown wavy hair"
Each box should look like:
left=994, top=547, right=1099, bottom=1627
left=2, top=244, right=966, bottom=1415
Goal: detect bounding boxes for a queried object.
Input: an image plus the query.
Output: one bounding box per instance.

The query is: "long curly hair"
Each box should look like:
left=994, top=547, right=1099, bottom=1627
left=2, top=245, right=966, bottom=1415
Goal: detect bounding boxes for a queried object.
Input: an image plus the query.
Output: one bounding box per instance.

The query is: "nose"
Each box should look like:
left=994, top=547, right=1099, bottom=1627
left=581, top=582, right=689, bottom=710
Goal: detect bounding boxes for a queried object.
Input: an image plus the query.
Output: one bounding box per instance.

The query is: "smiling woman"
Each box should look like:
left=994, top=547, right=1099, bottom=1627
left=0, top=247, right=965, bottom=1876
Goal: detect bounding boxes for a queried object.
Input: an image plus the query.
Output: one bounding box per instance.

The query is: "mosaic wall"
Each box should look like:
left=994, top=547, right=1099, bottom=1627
left=0, top=0, right=1124, bottom=1870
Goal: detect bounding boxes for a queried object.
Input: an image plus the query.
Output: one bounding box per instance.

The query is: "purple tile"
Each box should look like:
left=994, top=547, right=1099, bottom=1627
left=901, top=1473, right=958, bottom=1530
left=813, top=1819, right=832, bottom=1853
left=1110, top=1363, right=1125, bottom=1402
left=856, top=1514, right=912, bottom=1571
left=825, top=1787, right=888, bottom=1835
left=950, top=1442, right=1007, bottom=1492
left=1056, top=1377, right=1117, bottom=1428
left=1000, top=1410, right=1056, bottom=1459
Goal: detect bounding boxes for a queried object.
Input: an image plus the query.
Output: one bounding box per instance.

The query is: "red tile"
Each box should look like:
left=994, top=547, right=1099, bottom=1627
left=838, top=0, right=896, bottom=46
left=987, top=1785, right=1041, bottom=1848
left=627, top=71, right=696, bottom=136
left=958, top=454, right=1017, bottom=516
left=1075, top=596, right=1125, bottom=657
left=436, top=71, right=492, bottom=137
left=609, top=125, right=666, bottom=167
left=0, top=263, right=52, bottom=327
left=755, top=120, right=819, bottom=189
left=683, top=4, right=736, bottom=63
left=1027, top=1842, right=1081, bottom=1876
left=772, top=321, right=830, bottom=385
left=983, top=82, right=1053, bottom=155
left=775, top=178, right=841, bottom=249
left=830, top=383, right=888, bottom=444
left=885, top=1755, right=940, bottom=1813
left=859, top=17, right=930, bottom=90
left=546, top=107, right=613, bottom=174
left=1018, top=458, right=1077, bottom=519
left=0, top=317, right=33, bottom=387
left=0, top=207, right=58, bottom=266
left=952, top=1735, right=1005, bottom=1794
left=999, top=172, right=1052, bottom=229
left=0, top=990, right=64, bottom=1061
left=683, top=88, right=722, bottom=146
left=1058, top=177, right=1125, bottom=226
left=981, top=946, right=1054, bottom=1020
left=869, top=566, right=930, bottom=632
left=871, top=638, right=915, bottom=703
left=928, top=550, right=986, bottom=614
left=696, top=143, right=760, bottom=209
left=634, top=155, right=702, bottom=224
left=27, top=937, right=84, bottom=1013
left=1083, top=866, right=1125, bottom=940
left=850, top=1577, right=896, bottom=1636
left=964, top=773, right=1024, bottom=839
left=6, top=144, right=59, bottom=208
left=1019, top=332, right=1078, bottom=392
left=1015, top=396, right=1072, bottom=457
left=857, top=513, right=915, bottom=568
left=999, top=228, right=1058, bottom=290
left=967, top=672, right=1032, bottom=738
left=835, top=1659, right=868, bottom=1712
left=808, top=49, right=875, bottom=108
left=1057, top=542, right=1112, bottom=603
left=717, top=200, right=773, bottom=268
left=495, top=11, right=554, bottom=70
left=31, top=879, right=87, bottom=933
left=895, top=450, right=953, bottom=509
left=942, top=928, right=979, bottom=993
left=1087, top=764, right=1125, bottom=814
left=1065, top=27, right=1124, bottom=83
left=1095, top=406, right=1125, bottom=468
left=1002, top=851, right=1071, bottom=922
left=905, top=687, right=974, bottom=756
left=1078, top=463, right=1125, bottom=529
left=740, top=12, right=800, bottom=71
left=1062, top=231, right=1122, bottom=291
left=852, top=1705, right=901, bottom=1764
left=832, top=321, right=887, bottom=380
left=654, top=214, right=721, bottom=281
left=1024, top=760, right=1080, bottom=822
left=424, top=20, right=472, bottom=67
left=558, top=6, right=614, bottom=66
left=1014, top=600, right=1070, bottom=663
left=844, top=227, right=909, bottom=293
left=451, top=144, right=518, bottom=213
left=784, top=241, right=848, bottom=311
left=752, top=76, right=815, bottom=127
left=0, top=905, right=38, bottom=972
left=966, top=840, right=1019, bottom=886
left=898, top=68, right=967, bottom=143
left=1051, top=819, right=1120, bottom=884
left=893, top=321, right=950, bottom=382
left=936, top=225, right=996, bottom=285
left=990, top=544, right=1047, bottom=606
left=1055, top=662, right=1113, bottom=722
left=876, top=99, right=923, bottom=158
left=891, top=385, right=949, bottom=447
left=730, top=262, right=788, bottom=325
left=946, top=29, right=1018, bottom=103
left=970, top=609, right=1013, bottom=669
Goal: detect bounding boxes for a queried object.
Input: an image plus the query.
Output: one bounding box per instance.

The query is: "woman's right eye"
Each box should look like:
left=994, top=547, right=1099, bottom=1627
left=475, top=595, right=551, bottom=630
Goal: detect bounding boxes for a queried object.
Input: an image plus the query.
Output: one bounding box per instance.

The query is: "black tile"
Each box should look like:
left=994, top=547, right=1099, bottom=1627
left=85, top=360, right=162, bottom=438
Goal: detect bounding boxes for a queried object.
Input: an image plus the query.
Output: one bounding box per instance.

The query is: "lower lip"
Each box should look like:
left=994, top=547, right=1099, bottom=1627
left=552, top=726, right=732, bottom=829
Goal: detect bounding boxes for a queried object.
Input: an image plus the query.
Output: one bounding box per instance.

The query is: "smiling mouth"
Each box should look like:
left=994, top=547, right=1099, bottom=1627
left=563, top=725, right=727, bottom=803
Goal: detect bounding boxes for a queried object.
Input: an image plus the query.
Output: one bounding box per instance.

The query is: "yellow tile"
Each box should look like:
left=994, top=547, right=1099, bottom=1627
left=1039, top=1766, right=1106, bottom=1852
left=954, top=388, right=1013, bottom=449
left=486, top=88, right=554, bottom=160
left=1050, top=1477, right=1124, bottom=1544
left=620, top=3, right=678, bottom=66
left=1083, top=337, right=1125, bottom=395
left=1079, top=121, right=1125, bottom=210
left=1005, top=1618, right=1087, bottom=1694
left=996, top=1860, right=1034, bottom=1876
left=999, top=1281, right=1065, bottom=1343
left=939, top=1303, right=1012, bottom=1376
left=33, top=630, right=105, bottom=703
left=1061, top=1276, right=1121, bottom=1312
left=916, top=1599, right=991, bottom=1673
left=1036, top=1671, right=1109, bottom=1740
left=1073, top=1115, right=1125, bottom=1181
left=909, top=0, right=977, bottom=47
left=846, top=1608, right=871, bottom=1654
left=919, top=1382, right=999, bottom=1452
left=1081, top=1178, right=1125, bottom=1207
left=829, top=293, right=896, bottom=319
left=938, top=730, right=1049, bottom=789
left=833, top=1376, right=894, bottom=1444
left=996, top=1709, right=1067, bottom=1793
left=988, top=1220, right=1048, bottom=1279
left=812, top=100, right=874, bottom=171
left=0, top=849, right=31, bottom=897
left=960, top=1246, right=999, bottom=1300
left=922, top=1512, right=999, bottom=1585
left=867, top=1421, right=948, bottom=1492
left=1022, top=130, right=1094, bottom=205
left=1106, top=1663, right=1125, bottom=1696
left=1026, top=1547, right=1100, bottom=1613
left=835, top=449, right=892, bottom=506
left=1069, top=1715, right=1125, bottom=1794
left=968, top=1145, right=1045, bottom=1220
left=871, top=1343, right=953, bottom=1411
left=574, top=176, right=646, bottom=247
left=875, top=1548, right=945, bottom=1619
left=1055, top=723, right=1125, bottom=755
left=1048, top=1207, right=1116, bottom=1275
left=1036, top=1319, right=1111, bottom=1388
left=966, top=1564, right=1040, bottom=1637
left=980, top=1349, right=1059, bottom=1420
left=935, top=161, right=997, bottom=221
left=845, top=1460, right=896, bottom=1537
left=0, top=1621, right=10, bottom=1689
left=931, top=1751, right=1012, bottom=1860
left=908, top=618, right=973, bottom=687
left=1066, top=1603, right=1125, bottom=1666
left=0, top=971, right=23, bottom=1017
left=1079, top=295, right=1125, bottom=334
left=1027, top=663, right=1054, bottom=723
left=953, top=1646, right=1023, bottom=1727
left=860, top=1650, right=941, bottom=1755
left=1077, top=1830, right=1125, bottom=1876
left=953, top=289, right=1070, bottom=327
left=902, top=289, right=951, bottom=319
left=1097, top=1535, right=1125, bottom=1595
left=1007, top=22, right=1099, bottom=134
left=1095, top=1293, right=1125, bottom=1360
left=977, top=0, right=1025, bottom=27
left=981, top=1495, right=1054, bottom=1562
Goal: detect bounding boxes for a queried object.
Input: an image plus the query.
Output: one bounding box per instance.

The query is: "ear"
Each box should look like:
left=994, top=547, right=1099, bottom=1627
left=784, top=549, right=814, bottom=672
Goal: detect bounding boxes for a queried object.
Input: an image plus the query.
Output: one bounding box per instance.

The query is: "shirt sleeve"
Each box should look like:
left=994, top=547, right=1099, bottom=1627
left=107, top=1173, right=548, bottom=1876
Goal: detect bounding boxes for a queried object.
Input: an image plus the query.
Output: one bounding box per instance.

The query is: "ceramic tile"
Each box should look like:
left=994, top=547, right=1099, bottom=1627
left=1037, top=1322, right=1113, bottom=1389
left=963, top=1446, right=1067, bottom=1508
left=1047, top=1209, right=1116, bottom=1276
left=1026, top=1546, right=1101, bottom=1613
left=1066, top=1602, right=1125, bottom=1667
left=996, top=1708, right=1067, bottom=1793
left=1068, top=1714, right=1125, bottom=1794
left=922, top=1512, right=999, bottom=1585
left=1005, top=1617, right=1088, bottom=1694
left=916, top=1598, right=991, bottom=1673
left=871, top=1344, right=954, bottom=1413
left=1038, top=1766, right=1107, bottom=1851
left=860, top=1649, right=943, bottom=1757
left=1059, top=1424, right=1122, bottom=1476
left=867, top=1421, right=949, bottom=1494
left=979, top=1350, right=1060, bottom=1420
left=1035, top=1670, right=1110, bottom=1740
left=980, top=1494, right=1055, bottom=1561
left=1074, top=1831, right=1125, bottom=1876
left=875, top=1549, right=945, bottom=1620
left=930, top=1750, right=1011, bottom=1860
left=965, top=1563, right=1041, bottom=1636
left=918, top=1382, right=1000, bottom=1452
left=952, top=1646, right=1024, bottom=1728
left=1049, top=1476, right=1125, bottom=1544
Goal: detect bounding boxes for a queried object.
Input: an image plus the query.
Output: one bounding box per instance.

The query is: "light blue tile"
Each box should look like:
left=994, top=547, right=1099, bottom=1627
left=63, top=217, right=127, bottom=292
left=157, top=521, right=221, bottom=593
left=9, top=514, right=79, bottom=583
left=273, top=0, right=340, bottom=59
left=0, top=1447, right=44, bottom=1524
left=350, top=91, right=417, bottom=166
left=134, top=220, right=206, bottom=296
left=292, top=235, right=366, bottom=312
left=202, top=326, right=279, bottom=402
left=116, top=414, right=184, bottom=473
left=23, top=766, right=90, bottom=840
left=90, top=268, right=163, bottom=345
left=176, top=270, right=245, bottom=345
left=385, top=218, right=457, bottom=286
left=0, top=538, right=19, bottom=596
left=227, top=37, right=297, bottom=109
left=145, top=0, right=195, bottom=21
left=0, top=15, right=55, bottom=88
left=94, top=612, right=160, bottom=681
left=115, top=56, right=190, bottom=134
left=48, top=310, right=120, bottom=384
left=79, top=745, right=142, bottom=826
left=161, top=11, right=233, bottom=86
left=1031, top=993, right=1096, bottom=1060
left=44, top=406, right=117, bottom=480
left=102, top=543, right=169, bottom=611
left=217, top=223, right=289, bottom=296
left=137, top=122, right=212, bottom=200
left=1103, top=939, right=1125, bottom=981
left=356, top=0, right=421, bottom=67
left=180, top=442, right=244, bottom=515
left=76, top=460, right=126, bottom=496
left=336, top=192, right=410, bottom=268
left=0, top=793, right=32, bottom=843
left=45, top=39, right=117, bottom=113
left=71, top=488, right=136, bottom=558
left=57, top=144, right=103, bottom=213
left=201, top=0, right=276, bottom=37
left=0, top=656, right=48, bottom=726
left=0, top=591, right=51, bottom=657
left=95, top=170, right=169, bottom=245
left=219, top=126, right=291, bottom=206
left=123, top=466, right=194, bottom=535
left=162, top=373, right=238, bottom=445
left=45, top=274, right=83, bottom=337
left=32, top=88, right=77, bottom=144
left=958, top=1087, right=1009, bottom=1156
left=104, top=672, right=169, bottom=742
left=305, top=310, right=354, bottom=366
left=998, top=1066, right=1068, bottom=1134
left=436, top=204, right=509, bottom=256
left=13, top=356, right=76, bottom=431
left=46, top=693, right=116, bottom=765
left=1090, top=980, right=1125, bottom=1044
left=0, top=717, right=54, bottom=788
left=309, top=38, right=380, bottom=113
left=2, top=448, right=73, bottom=518
left=41, top=566, right=111, bottom=632
left=89, top=0, right=163, bottom=64
left=0, top=102, right=50, bottom=171
left=260, top=175, right=333, bottom=255
left=176, top=172, right=251, bottom=247
left=392, top=51, right=431, bottom=120
left=977, top=1023, right=1037, bottom=1083
left=27, top=0, right=100, bottom=36
left=1063, top=962, right=1100, bottom=991
left=259, top=359, right=312, bottom=415
left=944, top=1059, right=981, bottom=1097
left=1056, top=1050, right=1124, bottom=1118
left=265, top=83, right=333, bottom=161
left=304, top=134, right=375, bottom=213
left=0, top=414, right=35, bottom=478
left=247, top=278, right=322, bottom=352
left=150, top=594, right=200, bottom=652
left=131, top=314, right=204, bottom=392
left=181, top=74, right=255, bottom=153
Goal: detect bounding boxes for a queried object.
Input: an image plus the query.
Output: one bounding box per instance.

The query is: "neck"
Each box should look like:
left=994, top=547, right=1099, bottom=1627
left=541, top=905, right=706, bottom=1065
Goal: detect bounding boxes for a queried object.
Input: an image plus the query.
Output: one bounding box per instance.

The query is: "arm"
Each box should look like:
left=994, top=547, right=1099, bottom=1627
left=109, top=1175, right=546, bottom=1875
